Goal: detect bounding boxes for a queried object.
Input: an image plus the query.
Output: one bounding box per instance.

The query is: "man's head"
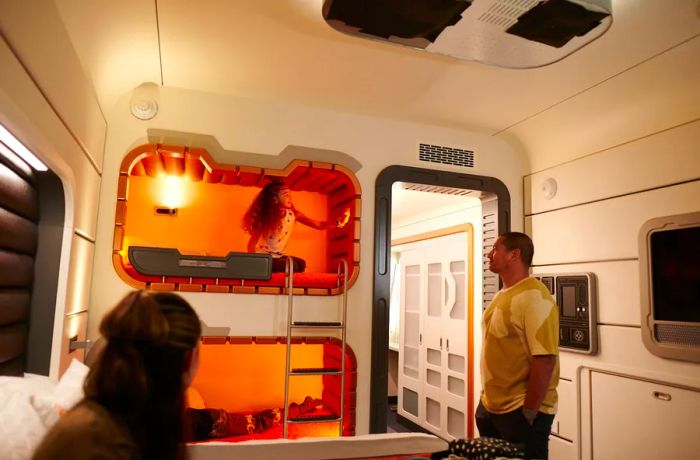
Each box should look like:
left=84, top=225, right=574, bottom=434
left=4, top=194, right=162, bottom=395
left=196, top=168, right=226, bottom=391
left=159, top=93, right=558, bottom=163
left=487, top=232, right=534, bottom=274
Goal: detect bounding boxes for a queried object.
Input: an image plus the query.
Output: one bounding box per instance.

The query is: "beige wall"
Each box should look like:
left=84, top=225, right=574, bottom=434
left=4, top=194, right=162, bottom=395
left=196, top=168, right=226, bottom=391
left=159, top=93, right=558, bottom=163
left=525, top=120, right=700, bottom=459
left=90, top=85, right=526, bottom=433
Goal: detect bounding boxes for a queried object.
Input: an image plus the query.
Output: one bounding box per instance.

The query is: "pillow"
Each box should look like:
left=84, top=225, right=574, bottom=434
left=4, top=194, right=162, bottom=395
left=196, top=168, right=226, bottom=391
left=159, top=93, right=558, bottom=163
left=30, top=359, right=89, bottom=428
left=52, top=359, right=89, bottom=410
left=0, top=377, right=55, bottom=460
left=186, top=386, right=206, bottom=409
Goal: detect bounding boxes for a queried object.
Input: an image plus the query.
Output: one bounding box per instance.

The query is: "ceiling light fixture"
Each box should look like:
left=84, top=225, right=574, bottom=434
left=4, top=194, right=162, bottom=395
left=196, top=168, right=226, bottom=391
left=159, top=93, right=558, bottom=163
left=0, top=123, right=48, bottom=171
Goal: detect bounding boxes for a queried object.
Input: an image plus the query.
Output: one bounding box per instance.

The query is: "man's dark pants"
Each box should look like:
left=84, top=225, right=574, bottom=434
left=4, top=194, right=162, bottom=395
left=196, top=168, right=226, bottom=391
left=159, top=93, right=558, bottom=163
left=475, top=401, right=555, bottom=459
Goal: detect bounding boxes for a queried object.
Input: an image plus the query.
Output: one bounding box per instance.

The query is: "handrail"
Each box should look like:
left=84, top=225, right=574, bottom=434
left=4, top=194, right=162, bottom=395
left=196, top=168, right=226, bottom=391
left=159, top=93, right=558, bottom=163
left=283, top=257, right=294, bottom=438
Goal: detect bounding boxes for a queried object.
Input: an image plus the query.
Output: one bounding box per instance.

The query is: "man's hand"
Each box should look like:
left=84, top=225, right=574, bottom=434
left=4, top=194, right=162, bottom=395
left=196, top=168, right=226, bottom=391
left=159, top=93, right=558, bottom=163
left=522, top=406, right=537, bottom=425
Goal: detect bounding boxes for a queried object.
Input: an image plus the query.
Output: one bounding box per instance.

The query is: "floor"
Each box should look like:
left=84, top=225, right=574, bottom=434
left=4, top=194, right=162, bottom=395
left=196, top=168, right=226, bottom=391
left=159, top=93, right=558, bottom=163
left=387, top=400, right=413, bottom=433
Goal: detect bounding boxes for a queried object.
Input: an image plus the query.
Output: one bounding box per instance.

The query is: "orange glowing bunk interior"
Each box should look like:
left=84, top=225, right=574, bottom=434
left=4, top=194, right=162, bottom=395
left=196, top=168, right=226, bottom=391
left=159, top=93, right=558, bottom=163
left=112, top=144, right=361, bottom=294
left=187, top=336, right=357, bottom=442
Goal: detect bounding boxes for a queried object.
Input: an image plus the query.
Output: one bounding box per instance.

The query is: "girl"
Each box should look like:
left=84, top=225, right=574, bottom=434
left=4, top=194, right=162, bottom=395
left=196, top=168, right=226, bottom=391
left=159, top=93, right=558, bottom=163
left=242, top=181, right=331, bottom=273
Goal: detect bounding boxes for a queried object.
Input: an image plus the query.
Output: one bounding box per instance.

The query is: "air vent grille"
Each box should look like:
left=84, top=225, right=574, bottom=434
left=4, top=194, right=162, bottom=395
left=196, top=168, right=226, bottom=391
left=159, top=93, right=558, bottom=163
left=419, top=143, right=474, bottom=168
left=478, top=0, right=538, bottom=28
left=400, top=183, right=474, bottom=196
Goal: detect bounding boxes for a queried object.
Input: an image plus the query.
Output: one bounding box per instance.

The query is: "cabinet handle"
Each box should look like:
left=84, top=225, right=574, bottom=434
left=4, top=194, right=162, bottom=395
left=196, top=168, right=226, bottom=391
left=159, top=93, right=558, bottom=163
left=446, top=339, right=449, bottom=351
left=653, top=391, right=672, bottom=401
left=440, top=337, right=443, bottom=349
left=419, top=333, right=422, bottom=345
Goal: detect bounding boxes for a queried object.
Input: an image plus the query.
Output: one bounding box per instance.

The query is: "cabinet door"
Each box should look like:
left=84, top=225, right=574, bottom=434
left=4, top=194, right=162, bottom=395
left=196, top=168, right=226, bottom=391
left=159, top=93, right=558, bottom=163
left=397, top=248, right=423, bottom=425
left=443, top=251, right=469, bottom=439
left=422, top=255, right=445, bottom=434
left=591, top=371, right=700, bottom=460
left=423, top=232, right=470, bottom=439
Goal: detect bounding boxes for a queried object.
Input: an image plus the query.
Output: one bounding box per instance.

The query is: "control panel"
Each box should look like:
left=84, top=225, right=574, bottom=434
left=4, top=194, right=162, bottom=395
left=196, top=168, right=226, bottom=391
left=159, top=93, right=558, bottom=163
left=534, top=273, right=598, bottom=354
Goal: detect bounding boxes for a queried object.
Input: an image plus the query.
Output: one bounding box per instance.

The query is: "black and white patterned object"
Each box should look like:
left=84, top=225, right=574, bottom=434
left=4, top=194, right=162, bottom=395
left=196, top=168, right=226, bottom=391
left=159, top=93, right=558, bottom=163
left=447, top=437, right=525, bottom=460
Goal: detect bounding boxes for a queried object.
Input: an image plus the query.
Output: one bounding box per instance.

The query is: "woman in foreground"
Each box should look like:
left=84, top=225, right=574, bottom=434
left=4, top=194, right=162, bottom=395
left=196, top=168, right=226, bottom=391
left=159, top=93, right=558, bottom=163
left=32, top=290, right=201, bottom=460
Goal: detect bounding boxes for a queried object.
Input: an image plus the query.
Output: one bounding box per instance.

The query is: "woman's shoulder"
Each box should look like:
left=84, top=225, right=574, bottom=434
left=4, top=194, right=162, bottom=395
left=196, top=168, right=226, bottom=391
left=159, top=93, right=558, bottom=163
left=32, top=400, right=138, bottom=459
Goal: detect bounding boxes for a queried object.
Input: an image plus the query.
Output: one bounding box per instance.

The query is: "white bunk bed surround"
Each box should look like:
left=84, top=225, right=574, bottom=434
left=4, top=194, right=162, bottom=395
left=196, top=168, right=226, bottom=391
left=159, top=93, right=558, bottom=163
left=188, top=432, right=448, bottom=460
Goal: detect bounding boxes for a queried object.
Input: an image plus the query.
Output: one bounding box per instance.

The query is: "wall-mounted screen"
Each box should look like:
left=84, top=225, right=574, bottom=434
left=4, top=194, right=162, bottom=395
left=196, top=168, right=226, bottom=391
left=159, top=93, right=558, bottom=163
left=640, top=211, right=700, bottom=363
left=650, top=227, right=700, bottom=322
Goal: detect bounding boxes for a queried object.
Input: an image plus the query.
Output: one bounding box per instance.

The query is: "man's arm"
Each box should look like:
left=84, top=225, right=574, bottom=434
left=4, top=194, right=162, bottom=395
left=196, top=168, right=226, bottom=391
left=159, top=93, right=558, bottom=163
left=522, top=355, right=556, bottom=422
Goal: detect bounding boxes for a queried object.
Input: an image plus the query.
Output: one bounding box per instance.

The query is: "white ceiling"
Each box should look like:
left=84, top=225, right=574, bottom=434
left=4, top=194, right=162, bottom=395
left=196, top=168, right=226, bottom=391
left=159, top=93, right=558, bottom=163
left=53, top=0, right=700, bottom=170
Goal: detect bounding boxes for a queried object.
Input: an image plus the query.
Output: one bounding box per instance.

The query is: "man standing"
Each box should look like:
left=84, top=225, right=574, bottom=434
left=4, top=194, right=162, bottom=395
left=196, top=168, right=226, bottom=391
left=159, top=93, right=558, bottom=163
left=477, top=232, right=559, bottom=459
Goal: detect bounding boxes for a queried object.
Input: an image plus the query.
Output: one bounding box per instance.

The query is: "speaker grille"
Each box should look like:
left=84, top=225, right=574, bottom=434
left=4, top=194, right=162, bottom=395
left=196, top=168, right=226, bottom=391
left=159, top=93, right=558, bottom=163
left=419, top=144, right=474, bottom=168
left=655, top=324, right=700, bottom=347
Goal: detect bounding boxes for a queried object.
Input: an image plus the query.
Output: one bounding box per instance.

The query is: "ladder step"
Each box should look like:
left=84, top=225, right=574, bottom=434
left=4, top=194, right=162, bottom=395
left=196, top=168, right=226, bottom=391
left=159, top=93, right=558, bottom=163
left=287, top=414, right=341, bottom=423
left=292, top=321, right=343, bottom=328
left=290, top=367, right=341, bottom=375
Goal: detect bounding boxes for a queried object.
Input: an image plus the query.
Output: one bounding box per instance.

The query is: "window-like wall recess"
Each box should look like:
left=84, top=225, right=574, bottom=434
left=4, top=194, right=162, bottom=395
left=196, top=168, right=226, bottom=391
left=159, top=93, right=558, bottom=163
left=113, top=144, right=361, bottom=295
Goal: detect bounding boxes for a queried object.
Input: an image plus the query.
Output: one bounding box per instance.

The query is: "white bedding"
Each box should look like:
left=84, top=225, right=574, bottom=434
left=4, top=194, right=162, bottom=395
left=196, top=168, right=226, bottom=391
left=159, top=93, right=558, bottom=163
left=0, top=360, right=88, bottom=460
left=188, top=432, right=448, bottom=460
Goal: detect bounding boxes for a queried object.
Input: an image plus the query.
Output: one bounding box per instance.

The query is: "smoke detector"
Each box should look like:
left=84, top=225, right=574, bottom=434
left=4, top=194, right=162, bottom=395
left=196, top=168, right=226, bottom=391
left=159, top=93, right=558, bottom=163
left=323, top=0, right=612, bottom=68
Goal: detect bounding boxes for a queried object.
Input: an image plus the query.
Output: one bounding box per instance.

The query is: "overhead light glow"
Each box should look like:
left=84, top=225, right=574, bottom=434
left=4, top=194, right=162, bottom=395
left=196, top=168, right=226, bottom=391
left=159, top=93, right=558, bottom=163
left=0, top=123, right=48, bottom=171
left=160, top=175, right=186, bottom=209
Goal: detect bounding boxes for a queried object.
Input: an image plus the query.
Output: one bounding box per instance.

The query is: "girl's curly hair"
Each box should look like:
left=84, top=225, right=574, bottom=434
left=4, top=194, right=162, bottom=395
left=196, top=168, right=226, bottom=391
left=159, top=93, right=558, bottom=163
left=242, top=181, right=288, bottom=237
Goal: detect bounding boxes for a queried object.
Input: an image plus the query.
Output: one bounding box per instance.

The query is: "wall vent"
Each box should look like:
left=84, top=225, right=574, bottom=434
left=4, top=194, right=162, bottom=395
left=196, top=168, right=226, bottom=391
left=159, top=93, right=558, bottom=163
left=419, top=143, right=474, bottom=168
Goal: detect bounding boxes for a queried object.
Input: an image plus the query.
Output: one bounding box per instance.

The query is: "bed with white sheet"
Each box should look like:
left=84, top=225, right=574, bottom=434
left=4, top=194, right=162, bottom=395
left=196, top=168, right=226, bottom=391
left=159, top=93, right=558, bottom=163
left=0, top=359, right=89, bottom=460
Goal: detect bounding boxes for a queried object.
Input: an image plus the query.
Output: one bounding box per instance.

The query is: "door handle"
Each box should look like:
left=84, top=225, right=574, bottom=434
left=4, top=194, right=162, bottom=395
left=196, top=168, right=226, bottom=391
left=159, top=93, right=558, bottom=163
left=419, top=333, right=422, bottom=345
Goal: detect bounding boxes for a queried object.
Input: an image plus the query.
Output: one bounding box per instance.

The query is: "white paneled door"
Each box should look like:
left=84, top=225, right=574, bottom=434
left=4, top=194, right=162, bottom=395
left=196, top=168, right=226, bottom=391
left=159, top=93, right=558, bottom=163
left=397, top=231, right=471, bottom=440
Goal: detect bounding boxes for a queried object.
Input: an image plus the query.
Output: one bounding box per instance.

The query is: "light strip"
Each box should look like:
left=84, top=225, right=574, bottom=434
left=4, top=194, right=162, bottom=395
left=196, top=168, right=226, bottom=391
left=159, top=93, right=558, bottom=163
left=0, top=123, right=48, bottom=171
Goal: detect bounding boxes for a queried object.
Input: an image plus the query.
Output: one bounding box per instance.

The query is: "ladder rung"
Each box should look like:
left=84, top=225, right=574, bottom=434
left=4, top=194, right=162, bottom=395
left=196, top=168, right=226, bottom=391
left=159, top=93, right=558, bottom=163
left=287, top=414, right=341, bottom=423
left=292, top=321, right=343, bottom=328
left=290, top=367, right=341, bottom=375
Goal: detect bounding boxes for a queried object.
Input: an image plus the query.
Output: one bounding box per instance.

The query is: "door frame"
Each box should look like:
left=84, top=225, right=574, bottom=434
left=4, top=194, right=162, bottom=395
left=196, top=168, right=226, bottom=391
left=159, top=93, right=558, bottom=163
left=370, top=165, right=510, bottom=433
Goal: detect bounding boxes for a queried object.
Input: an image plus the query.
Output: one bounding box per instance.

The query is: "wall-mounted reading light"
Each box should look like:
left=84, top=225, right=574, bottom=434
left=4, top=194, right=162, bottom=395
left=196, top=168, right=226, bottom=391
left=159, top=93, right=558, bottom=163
left=155, top=207, right=178, bottom=216
left=0, top=123, right=48, bottom=171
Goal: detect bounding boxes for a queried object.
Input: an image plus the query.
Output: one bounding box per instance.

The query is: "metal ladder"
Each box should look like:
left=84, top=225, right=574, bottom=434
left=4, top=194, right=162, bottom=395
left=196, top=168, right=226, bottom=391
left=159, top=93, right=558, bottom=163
left=283, top=258, right=348, bottom=438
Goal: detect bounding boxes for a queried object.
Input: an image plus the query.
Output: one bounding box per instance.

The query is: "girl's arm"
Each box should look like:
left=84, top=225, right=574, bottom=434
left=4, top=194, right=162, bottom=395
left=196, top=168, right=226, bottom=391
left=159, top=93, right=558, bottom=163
left=247, top=231, right=261, bottom=252
left=293, top=206, right=332, bottom=230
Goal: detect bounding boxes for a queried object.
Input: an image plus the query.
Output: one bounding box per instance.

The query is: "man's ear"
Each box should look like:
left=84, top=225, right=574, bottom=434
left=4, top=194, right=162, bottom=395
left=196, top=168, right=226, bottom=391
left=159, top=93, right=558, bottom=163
left=510, top=248, right=522, bottom=262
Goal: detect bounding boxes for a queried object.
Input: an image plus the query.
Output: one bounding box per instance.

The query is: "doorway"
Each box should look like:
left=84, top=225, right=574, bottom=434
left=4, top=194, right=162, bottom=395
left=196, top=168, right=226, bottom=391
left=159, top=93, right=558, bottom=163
left=371, top=165, right=510, bottom=435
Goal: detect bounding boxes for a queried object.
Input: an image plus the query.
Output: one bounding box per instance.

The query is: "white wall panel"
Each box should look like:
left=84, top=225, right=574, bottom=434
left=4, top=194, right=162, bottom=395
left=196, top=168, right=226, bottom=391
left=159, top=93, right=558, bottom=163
left=0, top=0, right=106, bottom=171
left=505, top=36, right=700, bottom=173
left=525, top=120, right=700, bottom=215
left=558, top=326, right=700, bottom=389
left=551, top=378, right=576, bottom=443
left=534, top=260, right=640, bottom=327
left=64, top=234, right=95, bottom=316
left=549, top=435, right=575, bottom=460
left=0, top=38, right=102, bottom=238
left=59, top=311, right=87, bottom=375
left=527, top=181, right=700, bottom=265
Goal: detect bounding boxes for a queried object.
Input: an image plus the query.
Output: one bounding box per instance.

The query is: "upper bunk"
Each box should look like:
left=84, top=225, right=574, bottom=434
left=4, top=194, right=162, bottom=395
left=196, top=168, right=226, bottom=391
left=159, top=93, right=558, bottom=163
left=112, top=144, right=361, bottom=295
